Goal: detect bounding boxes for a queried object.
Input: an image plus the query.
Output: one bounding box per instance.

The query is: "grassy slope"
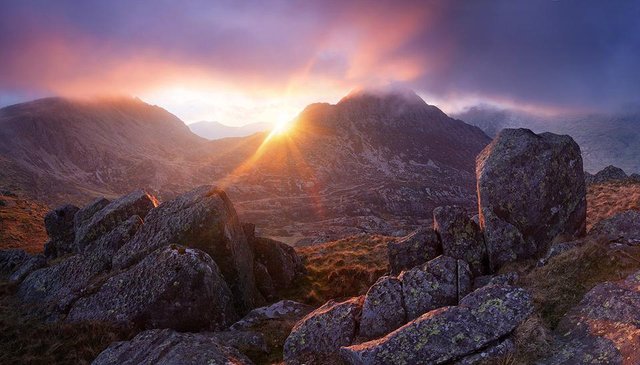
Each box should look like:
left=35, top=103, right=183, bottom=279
left=0, top=191, right=48, bottom=252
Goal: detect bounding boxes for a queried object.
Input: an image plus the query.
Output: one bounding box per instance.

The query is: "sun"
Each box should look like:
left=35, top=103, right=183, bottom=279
left=271, top=119, right=293, bottom=136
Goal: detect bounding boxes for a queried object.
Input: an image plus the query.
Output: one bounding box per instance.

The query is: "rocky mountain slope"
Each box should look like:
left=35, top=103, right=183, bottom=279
left=189, top=120, right=271, bottom=140
left=0, top=90, right=490, bottom=242
left=454, top=105, right=640, bottom=174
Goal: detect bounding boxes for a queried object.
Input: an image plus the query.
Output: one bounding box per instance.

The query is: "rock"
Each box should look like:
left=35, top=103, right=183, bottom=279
left=213, top=330, right=269, bottom=354
left=68, top=245, right=237, bottom=331
left=387, top=227, right=441, bottom=275
left=74, top=197, right=110, bottom=232
left=472, top=272, right=519, bottom=291
left=537, top=240, right=582, bottom=266
left=0, top=249, right=31, bottom=279
left=630, top=173, right=640, bottom=182
left=433, top=206, right=487, bottom=276
left=284, top=296, right=363, bottom=365
left=359, top=276, right=405, bottom=339
left=18, top=253, right=111, bottom=317
left=91, top=328, right=254, bottom=365
left=542, top=270, right=640, bottom=365
left=43, top=204, right=80, bottom=258
left=399, top=255, right=458, bottom=321
left=250, top=236, right=304, bottom=290
left=480, top=207, right=528, bottom=271
left=82, top=215, right=143, bottom=261
left=74, top=189, right=157, bottom=250
left=340, top=285, right=533, bottom=365
left=590, top=165, right=628, bottom=184
left=113, top=185, right=261, bottom=311
left=453, top=338, right=515, bottom=365
left=230, top=300, right=313, bottom=332
left=457, top=259, right=473, bottom=301
left=589, top=210, right=640, bottom=245
left=8, top=254, right=45, bottom=284
left=254, top=262, right=276, bottom=300
left=477, top=129, right=587, bottom=258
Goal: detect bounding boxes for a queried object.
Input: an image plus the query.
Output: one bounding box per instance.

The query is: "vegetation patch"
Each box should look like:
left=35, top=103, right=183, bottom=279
left=587, top=180, right=640, bottom=229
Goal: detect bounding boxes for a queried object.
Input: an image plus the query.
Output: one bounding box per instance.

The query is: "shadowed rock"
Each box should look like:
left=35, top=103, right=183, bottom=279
left=359, top=276, right=405, bottom=339
left=480, top=207, right=527, bottom=271
left=68, top=245, right=237, bottom=331
left=8, top=253, right=45, bottom=284
left=457, top=259, right=473, bottom=301
left=388, top=227, right=441, bottom=275
left=112, top=185, right=261, bottom=311
left=589, top=210, right=640, bottom=245
left=477, top=129, right=586, bottom=261
left=453, top=338, right=515, bottom=365
left=250, top=236, right=304, bottom=290
left=43, top=204, right=79, bottom=258
left=74, top=197, right=110, bottom=233
left=284, top=296, right=363, bottom=365
left=433, top=206, right=487, bottom=276
left=589, top=165, right=628, bottom=184
left=542, top=270, right=640, bottom=365
left=91, top=328, right=254, bottom=365
left=0, top=249, right=44, bottom=283
left=340, top=285, right=532, bottom=365
left=74, top=189, right=157, bottom=250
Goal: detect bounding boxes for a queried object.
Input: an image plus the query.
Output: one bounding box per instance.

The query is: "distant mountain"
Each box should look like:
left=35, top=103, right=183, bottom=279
left=189, top=120, right=272, bottom=139
left=454, top=105, right=640, bottom=174
left=0, top=90, right=490, bottom=243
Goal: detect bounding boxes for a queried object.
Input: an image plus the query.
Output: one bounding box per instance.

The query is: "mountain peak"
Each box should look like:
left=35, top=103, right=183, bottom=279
left=338, top=86, right=426, bottom=107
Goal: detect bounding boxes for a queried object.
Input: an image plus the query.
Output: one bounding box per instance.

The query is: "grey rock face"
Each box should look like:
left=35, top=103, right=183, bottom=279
left=359, top=276, right=405, bottom=339
left=477, top=129, right=586, bottom=258
left=250, top=236, right=304, bottom=290
left=480, top=207, right=528, bottom=271
left=589, top=210, right=640, bottom=245
left=453, top=338, right=515, bottom=365
left=537, top=240, right=582, bottom=266
left=542, top=270, right=640, bottom=365
left=230, top=300, right=313, bottom=332
left=74, top=189, right=157, bottom=250
left=91, top=328, right=254, bottom=365
left=472, top=272, right=519, bottom=291
left=433, top=206, right=487, bottom=276
left=8, top=254, right=45, bottom=284
left=43, top=204, right=79, bottom=258
left=399, top=255, right=458, bottom=321
left=112, top=185, right=261, bottom=311
left=457, top=259, right=473, bottom=301
left=74, top=197, right=110, bottom=233
left=254, top=261, right=276, bottom=300
left=340, top=285, right=533, bottom=365
left=284, top=296, right=363, bottom=365
left=68, top=245, right=237, bottom=331
left=0, top=249, right=31, bottom=279
left=387, top=227, right=441, bottom=275
left=81, top=215, right=143, bottom=261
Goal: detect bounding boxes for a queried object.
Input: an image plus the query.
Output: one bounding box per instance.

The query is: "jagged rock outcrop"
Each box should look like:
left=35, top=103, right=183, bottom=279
left=586, top=165, right=628, bottom=185
left=588, top=210, right=640, bottom=245
left=8, top=253, right=45, bottom=283
left=340, top=285, right=533, bottom=365
left=74, top=197, right=110, bottom=231
left=284, top=296, right=363, bottom=365
left=112, top=185, right=261, bottom=311
left=479, top=207, right=527, bottom=271
left=542, top=270, right=640, bottom=364
left=91, top=328, right=254, bottom=365
left=0, top=249, right=45, bottom=283
left=359, top=276, right=405, bottom=339
left=74, top=189, right=157, bottom=250
left=387, top=227, right=441, bottom=275
left=43, top=204, right=79, bottom=258
left=68, top=245, right=237, bottom=331
left=230, top=300, right=313, bottom=332
left=433, top=206, right=487, bottom=275
left=399, top=255, right=461, bottom=320
left=249, top=235, right=305, bottom=291
left=477, top=129, right=586, bottom=265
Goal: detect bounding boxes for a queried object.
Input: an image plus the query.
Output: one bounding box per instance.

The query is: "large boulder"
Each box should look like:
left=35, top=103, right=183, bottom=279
left=74, top=197, right=110, bottom=232
left=477, top=129, right=586, bottom=260
left=387, top=227, right=441, bottom=275
left=91, top=328, right=254, bottom=365
left=589, top=210, right=640, bottom=245
left=74, top=189, right=157, bottom=250
left=480, top=207, right=528, bottom=271
left=284, top=296, right=363, bottom=365
left=433, top=206, right=486, bottom=275
left=250, top=236, right=304, bottom=290
left=359, top=276, right=405, bottom=339
left=399, top=255, right=459, bottom=320
left=542, top=270, right=640, bottom=365
left=43, top=204, right=79, bottom=258
left=113, top=185, right=261, bottom=311
left=67, top=245, right=237, bottom=331
left=340, top=285, right=533, bottom=365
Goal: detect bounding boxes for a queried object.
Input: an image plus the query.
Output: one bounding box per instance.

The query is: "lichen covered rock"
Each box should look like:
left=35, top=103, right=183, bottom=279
left=477, top=129, right=586, bottom=259
left=480, top=207, right=528, bottom=271
left=284, top=296, right=363, bottom=365
left=433, top=206, right=487, bottom=275
left=387, top=227, right=441, bottom=275
left=359, top=276, right=405, bottom=339
left=589, top=210, right=640, bottom=245
left=91, top=328, right=254, bottom=365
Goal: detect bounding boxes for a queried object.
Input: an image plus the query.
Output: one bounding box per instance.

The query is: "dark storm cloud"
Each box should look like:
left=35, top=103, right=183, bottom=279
left=1, top=0, right=639, bottom=111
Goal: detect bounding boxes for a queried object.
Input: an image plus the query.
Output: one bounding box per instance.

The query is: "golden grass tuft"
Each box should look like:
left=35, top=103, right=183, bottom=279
left=587, top=180, right=640, bottom=230
left=0, top=192, right=49, bottom=253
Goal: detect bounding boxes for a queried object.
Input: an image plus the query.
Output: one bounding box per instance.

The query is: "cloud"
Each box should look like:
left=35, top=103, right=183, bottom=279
left=1, top=0, right=639, bottom=122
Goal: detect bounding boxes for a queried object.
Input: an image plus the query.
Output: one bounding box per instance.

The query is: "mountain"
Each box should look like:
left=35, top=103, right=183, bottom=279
left=454, top=105, right=640, bottom=174
left=189, top=120, right=272, bottom=139
left=0, top=90, right=490, bottom=243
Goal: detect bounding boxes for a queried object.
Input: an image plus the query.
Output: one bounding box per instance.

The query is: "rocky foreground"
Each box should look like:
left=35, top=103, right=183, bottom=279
left=2, top=128, right=640, bottom=365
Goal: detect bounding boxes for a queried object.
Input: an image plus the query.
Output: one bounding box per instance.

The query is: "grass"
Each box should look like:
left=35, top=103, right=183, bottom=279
left=0, top=192, right=49, bottom=253
left=0, top=281, right=136, bottom=365
left=587, top=180, right=640, bottom=229
left=285, top=235, right=392, bottom=305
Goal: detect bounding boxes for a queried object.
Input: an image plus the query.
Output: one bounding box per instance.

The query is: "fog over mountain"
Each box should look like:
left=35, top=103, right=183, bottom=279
left=454, top=105, right=640, bottom=174
left=188, top=121, right=272, bottom=140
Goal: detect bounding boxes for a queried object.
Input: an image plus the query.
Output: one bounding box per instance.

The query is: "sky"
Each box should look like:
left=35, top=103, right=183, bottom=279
left=1, top=0, right=639, bottom=126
